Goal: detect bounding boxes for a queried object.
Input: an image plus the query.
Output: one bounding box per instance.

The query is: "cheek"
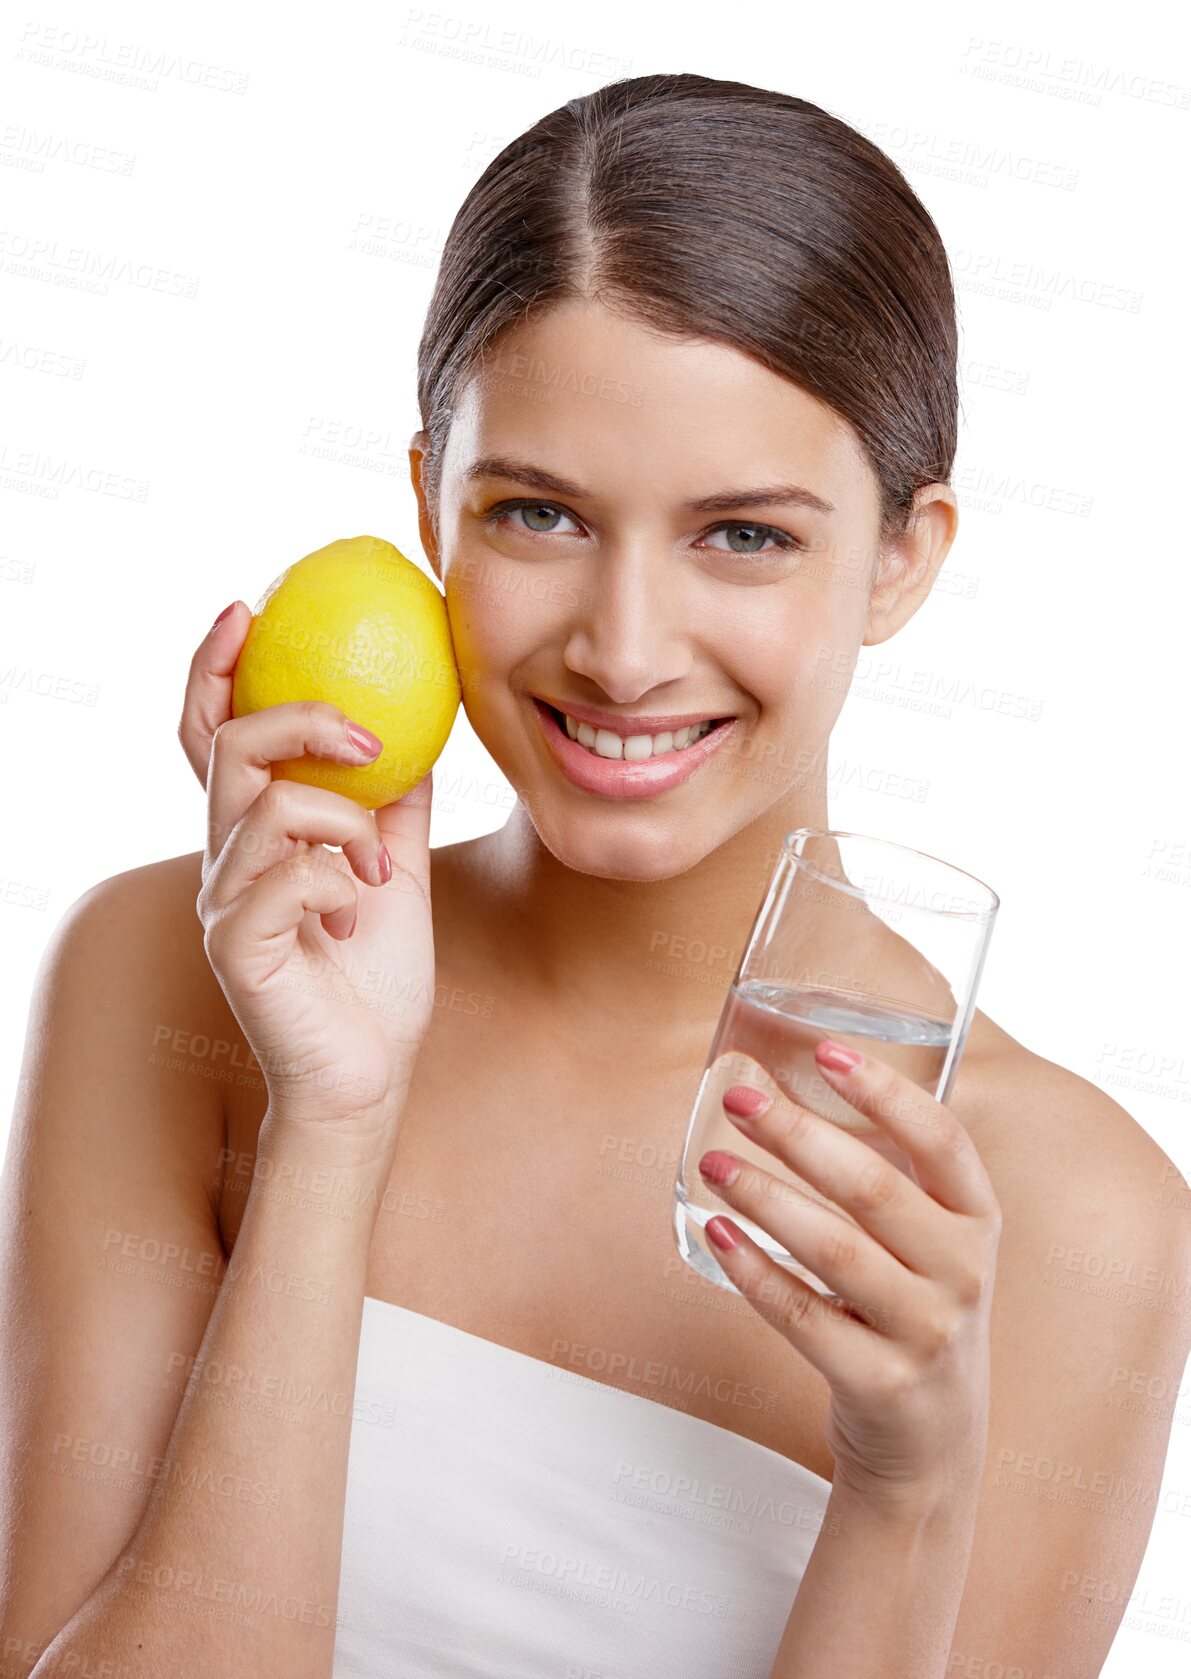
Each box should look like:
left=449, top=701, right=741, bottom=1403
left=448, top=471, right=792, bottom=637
left=720, top=602, right=858, bottom=777
left=444, top=564, right=535, bottom=682
left=717, top=609, right=830, bottom=713
left=444, top=564, right=571, bottom=738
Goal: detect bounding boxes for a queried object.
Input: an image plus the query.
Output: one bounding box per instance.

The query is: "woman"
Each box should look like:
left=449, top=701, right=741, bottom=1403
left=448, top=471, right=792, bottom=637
left=2, top=72, right=1186, bottom=1679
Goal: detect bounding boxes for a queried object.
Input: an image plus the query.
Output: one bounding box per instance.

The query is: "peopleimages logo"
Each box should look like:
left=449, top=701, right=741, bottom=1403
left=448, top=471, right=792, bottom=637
left=611, top=1462, right=828, bottom=1530
left=14, top=24, right=251, bottom=94
left=958, top=36, right=1191, bottom=110
left=549, top=1338, right=776, bottom=1412
left=0, top=230, right=200, bottom=297
left=497, top=1543, right=729, bottom=1616
left=113, top=1555, right=330, bottom=1625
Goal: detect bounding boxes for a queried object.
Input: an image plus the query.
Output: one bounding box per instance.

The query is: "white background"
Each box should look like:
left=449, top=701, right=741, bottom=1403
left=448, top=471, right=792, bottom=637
left=1, top=0, right=1188, bottom=1669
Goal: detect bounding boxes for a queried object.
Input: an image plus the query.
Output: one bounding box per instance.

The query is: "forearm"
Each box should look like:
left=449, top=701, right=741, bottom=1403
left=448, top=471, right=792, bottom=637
left=30, top=1106, right=399, bottom=1679
left=768, top=1479, right=980, bottom=1679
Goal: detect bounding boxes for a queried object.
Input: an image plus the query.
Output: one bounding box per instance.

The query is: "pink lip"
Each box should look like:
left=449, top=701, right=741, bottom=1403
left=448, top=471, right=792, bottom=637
left=530, top=697, right=738, bottom=799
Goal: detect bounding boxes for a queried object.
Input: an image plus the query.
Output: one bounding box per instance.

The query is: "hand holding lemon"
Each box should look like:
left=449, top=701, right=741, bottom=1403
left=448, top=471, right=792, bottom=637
left=179, top=535, right=461, bottom=1148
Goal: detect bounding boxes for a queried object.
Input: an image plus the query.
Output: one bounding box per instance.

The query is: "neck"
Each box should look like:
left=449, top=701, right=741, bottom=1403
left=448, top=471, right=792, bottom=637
left=475, top=782, right=833, bottom=1047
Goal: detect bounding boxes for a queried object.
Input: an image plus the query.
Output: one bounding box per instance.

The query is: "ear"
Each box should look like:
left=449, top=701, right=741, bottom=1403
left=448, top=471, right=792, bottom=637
left=408, top=429, right=442, bottom=583
left=862, top=485, right=959, bottom=647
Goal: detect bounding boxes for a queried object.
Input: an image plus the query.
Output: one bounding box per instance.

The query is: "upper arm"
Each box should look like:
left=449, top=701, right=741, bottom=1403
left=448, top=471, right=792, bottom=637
left=949, top=1063, right=1191, bottom=1677
left=0, top=857, right=228, bottom=1677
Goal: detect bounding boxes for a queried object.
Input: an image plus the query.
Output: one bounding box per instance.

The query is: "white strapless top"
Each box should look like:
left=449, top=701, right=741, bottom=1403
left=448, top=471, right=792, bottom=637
left=331, top=1293, right=833, bottom=1677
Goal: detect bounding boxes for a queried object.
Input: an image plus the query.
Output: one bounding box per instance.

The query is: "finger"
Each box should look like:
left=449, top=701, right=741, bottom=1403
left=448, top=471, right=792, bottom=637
left=698, top=1148, right=915, bottom=1333
left=179, top=601, right=249, bottom=788
left=205, top=849, right=359, bottom=957
left=812, top=1039, right=998, bottom=1218
left=206, top=702, right=387, bottom=866
left=721, top=1082, right=952, bottom=1280
left=202, top=779, right=386, bottom=914
left=702, top=1212, right=878, bottom=1392
left=371, top=768, right=433, bottom=907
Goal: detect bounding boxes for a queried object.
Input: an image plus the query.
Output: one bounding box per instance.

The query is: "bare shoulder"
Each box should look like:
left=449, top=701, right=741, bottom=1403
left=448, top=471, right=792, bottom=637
left=72, top=844, right=205, bottom=944
left=58, top=847, right=237, bottom=1172
left=94, top=844, right=218, bottom=973
left=77, top=845, right=231, bottom=1026
left=964, top=1009, right=1185, bottom=1200
left=961, top=1010, right=1191, bottom=1356
left=88, top=844, right=207, bottom=922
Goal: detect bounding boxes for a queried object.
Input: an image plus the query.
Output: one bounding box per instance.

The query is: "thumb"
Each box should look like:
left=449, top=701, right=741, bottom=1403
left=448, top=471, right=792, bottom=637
left=372, top=767, right=434, bottom=890
left=179, top=601, right=249, bottom=788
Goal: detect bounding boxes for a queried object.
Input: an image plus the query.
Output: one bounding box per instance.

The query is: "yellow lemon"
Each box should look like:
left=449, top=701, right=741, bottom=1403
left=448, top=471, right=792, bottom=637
left=231, top=534, right=461, bottom=810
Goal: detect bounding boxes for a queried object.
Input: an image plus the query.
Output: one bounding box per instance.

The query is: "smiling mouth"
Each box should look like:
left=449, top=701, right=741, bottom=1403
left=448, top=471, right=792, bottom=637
left=541, top=701, right=732, bottom=762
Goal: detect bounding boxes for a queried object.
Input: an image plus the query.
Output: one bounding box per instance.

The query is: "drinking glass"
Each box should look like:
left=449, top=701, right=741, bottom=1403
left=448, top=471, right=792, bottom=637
left=672, top=827, right=999, bottom=1296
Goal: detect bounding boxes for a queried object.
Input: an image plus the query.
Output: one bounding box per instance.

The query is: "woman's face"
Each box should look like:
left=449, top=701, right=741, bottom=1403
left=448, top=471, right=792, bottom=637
left=410, top=297, right=951, bottom=881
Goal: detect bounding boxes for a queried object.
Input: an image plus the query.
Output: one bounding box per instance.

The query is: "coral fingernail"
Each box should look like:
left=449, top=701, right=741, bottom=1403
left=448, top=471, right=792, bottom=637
left=211, top=602, right=236, bottom=630
left=377, top=845, right=392, bottom=883
left=699, top=1150, right=739, bottom=1186
left=816, top=1038, right=861, bottom=1072
left=723, top=1084, right=771, bottom=1120
left=707, top=1216, right=738, bottom=1252
left=346, top=721, right=383, bottom=756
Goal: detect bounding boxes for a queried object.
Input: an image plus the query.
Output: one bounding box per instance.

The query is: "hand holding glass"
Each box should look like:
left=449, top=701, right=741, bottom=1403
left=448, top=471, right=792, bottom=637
left=672, top=827, right=999, bottom=1296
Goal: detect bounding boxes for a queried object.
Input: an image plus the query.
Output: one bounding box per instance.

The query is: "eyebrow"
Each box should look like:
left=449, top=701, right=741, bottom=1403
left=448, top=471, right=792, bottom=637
left=463, top=454, right=835, bottom=516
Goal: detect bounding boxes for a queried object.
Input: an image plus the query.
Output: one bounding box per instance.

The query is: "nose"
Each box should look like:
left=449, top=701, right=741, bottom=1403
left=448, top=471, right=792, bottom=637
left=561, top=545, right=692, bottom=704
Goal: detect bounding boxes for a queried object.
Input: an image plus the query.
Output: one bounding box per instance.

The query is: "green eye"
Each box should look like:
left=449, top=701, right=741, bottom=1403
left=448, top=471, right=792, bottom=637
left=704, top=522, right=803, bottom=555
left=520, top=505, right=562, bottom=532
left=487, top=502, right=581, bottom=535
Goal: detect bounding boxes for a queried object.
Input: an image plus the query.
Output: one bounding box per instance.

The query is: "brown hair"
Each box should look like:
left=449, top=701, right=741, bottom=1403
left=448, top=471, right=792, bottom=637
left=416, top=72, right=959, bottom=548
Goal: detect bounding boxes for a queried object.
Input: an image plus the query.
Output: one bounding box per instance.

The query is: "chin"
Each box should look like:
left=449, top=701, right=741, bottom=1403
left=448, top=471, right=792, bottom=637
left=527, top=800, right=707, bottom=882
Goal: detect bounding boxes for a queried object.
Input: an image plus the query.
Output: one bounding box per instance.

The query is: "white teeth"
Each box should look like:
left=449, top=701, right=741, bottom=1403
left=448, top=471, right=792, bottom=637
left=559, top=708, right=715, bottom=760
